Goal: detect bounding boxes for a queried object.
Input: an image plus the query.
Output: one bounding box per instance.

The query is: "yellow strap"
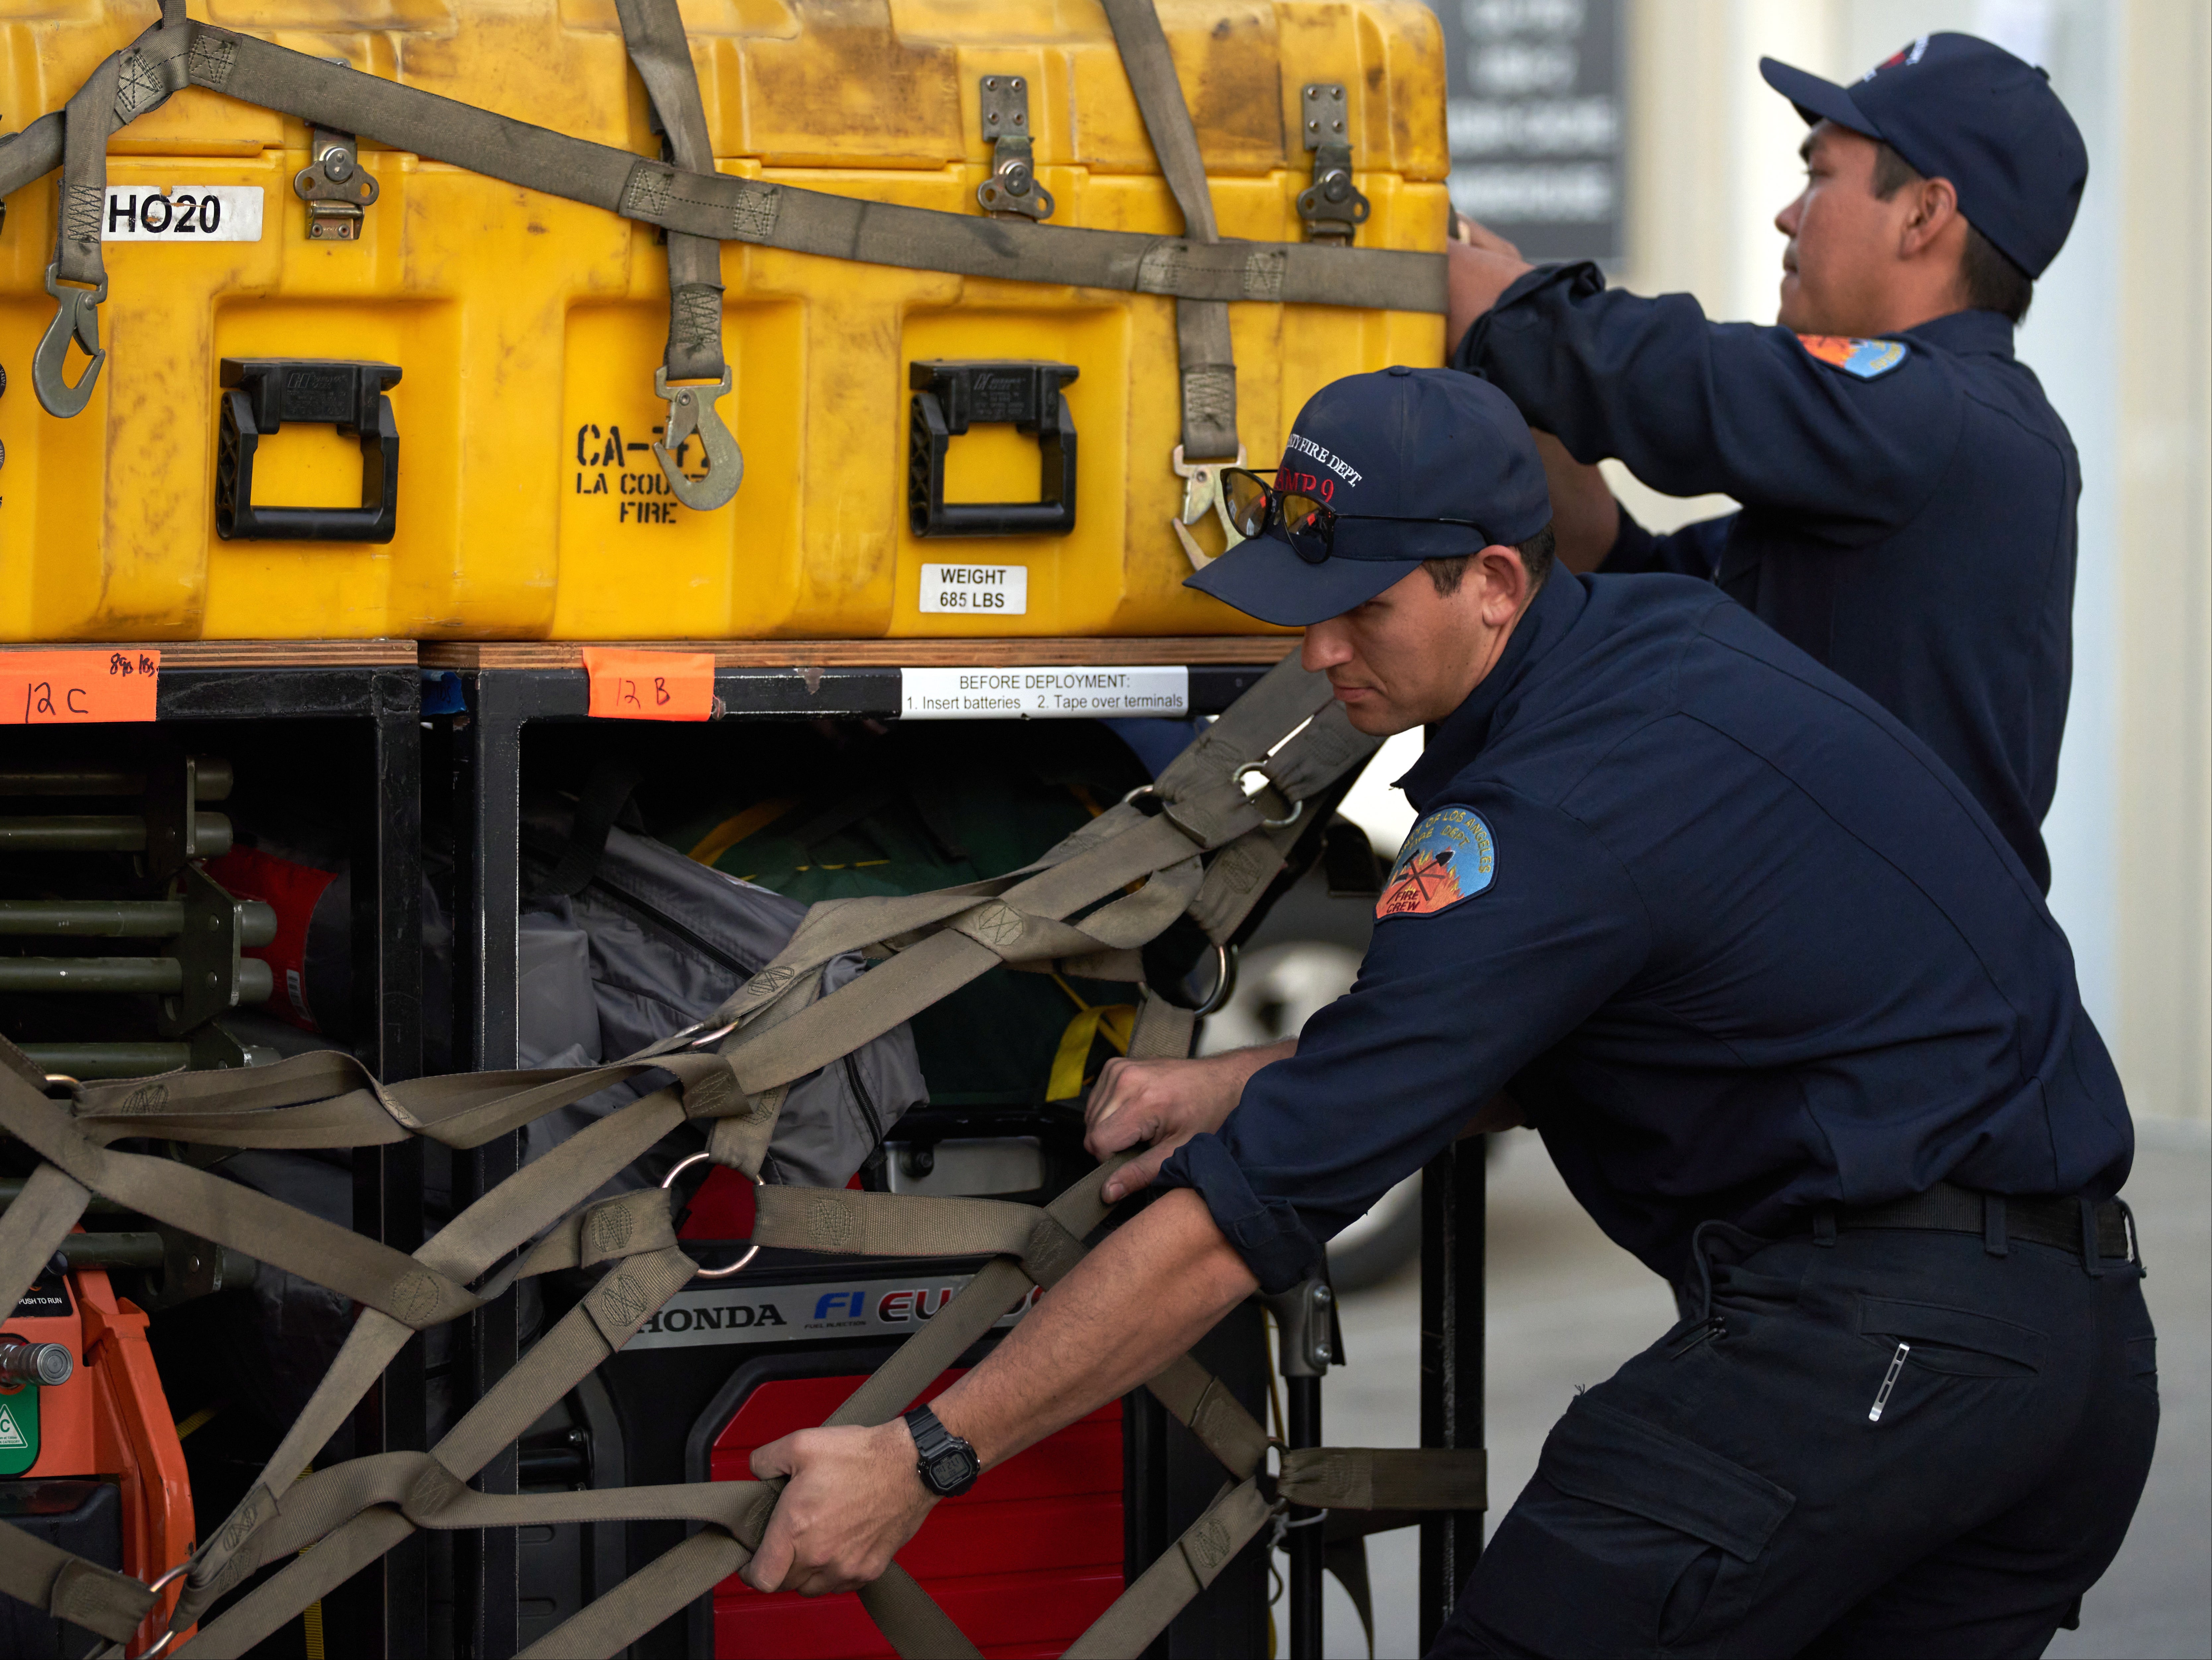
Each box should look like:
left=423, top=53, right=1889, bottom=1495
left=1046, top=1003, right=1135, bottom=1102
left=687, top=798, right=796, bottom=867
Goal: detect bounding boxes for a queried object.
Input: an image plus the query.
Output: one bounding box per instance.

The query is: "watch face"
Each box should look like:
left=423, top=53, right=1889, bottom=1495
left=925, top=1447, right=977, bottom=1493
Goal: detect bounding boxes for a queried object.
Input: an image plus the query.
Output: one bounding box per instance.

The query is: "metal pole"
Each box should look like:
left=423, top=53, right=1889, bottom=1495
left=453, top=669, right=523, bottom=1660
left=335, top=665, right=428, bottom=1660
left=1287, top=1374, right=1324, bottom=1658
left=1265, top=1275, right=1334, bottom=1660
left=0, top=812, right=231, bottom=854
left=1419, top=1140, right=1487, bottom=1651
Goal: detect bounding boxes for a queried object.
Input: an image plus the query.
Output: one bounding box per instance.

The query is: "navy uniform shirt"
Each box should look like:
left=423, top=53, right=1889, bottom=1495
left=1156, top=571, right=2130, bottom=1291
left=1454, top=263, right=2080, bottom=892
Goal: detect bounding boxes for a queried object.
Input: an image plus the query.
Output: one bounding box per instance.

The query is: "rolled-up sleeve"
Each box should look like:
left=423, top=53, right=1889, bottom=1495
left=1157, top=789, right=1651, bottom=1290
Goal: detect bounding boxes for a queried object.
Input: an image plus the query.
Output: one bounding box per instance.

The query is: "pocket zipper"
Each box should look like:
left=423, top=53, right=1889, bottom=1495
left=1667, top=1314, right=1725, bottom=1356
left=1868, top=1342, right=1911, bottom=1422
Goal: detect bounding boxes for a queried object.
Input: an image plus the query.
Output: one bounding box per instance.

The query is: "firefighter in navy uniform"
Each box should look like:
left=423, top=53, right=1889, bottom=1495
left=1447, top=33, right=2089, bottom=894
left=741, top=370, right=2156, bottom=1658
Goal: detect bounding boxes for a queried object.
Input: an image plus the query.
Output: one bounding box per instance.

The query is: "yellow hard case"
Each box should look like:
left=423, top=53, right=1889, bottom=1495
left=0, top=1, right=1448, bottom=642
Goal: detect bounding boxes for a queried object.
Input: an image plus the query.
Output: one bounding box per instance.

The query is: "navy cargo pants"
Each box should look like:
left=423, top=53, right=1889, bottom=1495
left=1433, top=1209, right=2159, bottom=1658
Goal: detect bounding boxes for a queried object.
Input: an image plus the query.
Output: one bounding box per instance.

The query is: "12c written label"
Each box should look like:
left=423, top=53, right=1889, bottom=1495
left=918, top=564, right=1027, bottom=615
left=900, top=666, right=1187, bottom=720
left=103, top=186, right=263, bottom=242
left=0, top=649, right=160, bottom=724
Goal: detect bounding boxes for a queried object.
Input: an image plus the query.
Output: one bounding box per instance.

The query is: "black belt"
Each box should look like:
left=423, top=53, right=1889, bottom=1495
left=1834, top=1181, right=2135, bottom=1264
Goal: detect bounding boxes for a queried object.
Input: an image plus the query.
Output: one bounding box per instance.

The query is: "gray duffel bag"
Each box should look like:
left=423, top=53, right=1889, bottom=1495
left=518, top=800, right=928, bottom=1194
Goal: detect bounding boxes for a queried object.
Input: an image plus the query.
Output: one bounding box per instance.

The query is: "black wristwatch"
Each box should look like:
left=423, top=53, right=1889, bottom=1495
left=902, top=1403, right=980, bottom=1498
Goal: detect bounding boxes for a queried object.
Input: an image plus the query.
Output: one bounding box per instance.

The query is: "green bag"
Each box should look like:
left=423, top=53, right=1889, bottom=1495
left=661, top=721, right=1185, bottom=1107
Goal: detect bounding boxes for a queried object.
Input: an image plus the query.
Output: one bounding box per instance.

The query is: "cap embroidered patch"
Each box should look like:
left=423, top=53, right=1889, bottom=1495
left=1378, top=807, right=1496, bottom=919
left=1797, top=334, right=1909, bottom=380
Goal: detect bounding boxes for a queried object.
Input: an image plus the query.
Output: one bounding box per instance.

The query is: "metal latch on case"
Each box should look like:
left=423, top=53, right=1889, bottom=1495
left=215, top=358, right=401, bottom=543
left=1298, top=83, right=1370, bottom=243
left=975, top=75, right=1053, bottom=221
left=908, top=360, right=1078, bottom=537
left=293, top=115, right=379, bottom=242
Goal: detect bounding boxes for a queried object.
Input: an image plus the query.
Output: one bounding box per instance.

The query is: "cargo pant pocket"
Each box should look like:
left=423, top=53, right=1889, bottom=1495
left=1464, top=1395, right=1795, bottom=1657
left=1856, top=1295, right=2045, bottom=1377
left=2125, top=1333, right=2158, bottom=1402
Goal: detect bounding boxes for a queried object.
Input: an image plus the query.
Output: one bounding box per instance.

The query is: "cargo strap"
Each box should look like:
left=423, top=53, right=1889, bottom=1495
left=655, top=655, right=1369, bottom=1179
left=609, top=0, right=743, bottom=510
left=1101, top=0, right=1241, bottom=465
left=0, top=662, right=1486, bottom=1660
left=7, top=11, right=1443, bottom=441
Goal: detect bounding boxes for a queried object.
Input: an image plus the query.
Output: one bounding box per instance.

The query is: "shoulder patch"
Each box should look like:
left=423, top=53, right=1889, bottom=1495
left=1796, top=334, right=1909, bottom=380
left=1378, top=808, right=1496, bottom=920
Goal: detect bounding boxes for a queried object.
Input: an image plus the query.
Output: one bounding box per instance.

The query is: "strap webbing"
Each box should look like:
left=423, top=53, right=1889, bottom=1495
left=0, top=660, right=1473, bottom=1660
left=609, top=0, right=726, bottom=384
left=1101, top=0, right=1240, bottom=461
left=54, top=55, right=120, bottom=290
left=0, top=17, right=1443, bottom=314
left=1063, top=1478, right=1275, bottom=1659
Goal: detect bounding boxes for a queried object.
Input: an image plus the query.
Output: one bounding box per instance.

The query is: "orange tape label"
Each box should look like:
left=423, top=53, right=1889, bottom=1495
left=0, top=649, right=160, bottom=724
left=583, top=648, right=714, bottom=722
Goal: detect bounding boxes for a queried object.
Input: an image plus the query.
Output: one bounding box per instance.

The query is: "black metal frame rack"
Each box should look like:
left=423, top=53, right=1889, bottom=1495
left=420, top=639, right=1489, bottom=1659
left=1, top=637, right=1487, bottom=1660
left=0, top=641, right=427, bottom=1657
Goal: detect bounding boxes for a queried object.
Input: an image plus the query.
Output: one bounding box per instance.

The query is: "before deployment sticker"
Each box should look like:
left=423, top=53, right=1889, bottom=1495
left=900, top=665, right=1188, bottom=720
left=103, top=186, right=263, bottom=241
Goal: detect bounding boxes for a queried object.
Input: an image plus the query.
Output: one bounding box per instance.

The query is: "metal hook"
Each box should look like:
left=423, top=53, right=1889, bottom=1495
left=653, top=367, right=744, bottom=511
left=34, top=265, right=106, bottom=418
left=1169, top=444, right=1247, bottom=572
left=661, top=1150, right=760, bottom=1278
left=1190, top=941, right=1237, bottom=1017
left=134, top=1561, right=191, bottom=1658
left=1234, top=763, right=1305, bottom=830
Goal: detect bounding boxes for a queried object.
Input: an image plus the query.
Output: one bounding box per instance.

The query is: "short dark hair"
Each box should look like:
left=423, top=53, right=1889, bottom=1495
left=1422, top=523, right=1556, bottom=599
left=1870, top=141, right=2034, bottom=323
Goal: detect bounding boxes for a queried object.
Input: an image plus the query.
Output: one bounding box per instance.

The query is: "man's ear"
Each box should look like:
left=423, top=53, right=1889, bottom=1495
left=1476, top=543, right=1529, bottom=627
left=1900, top=175, right=1961, bottom=259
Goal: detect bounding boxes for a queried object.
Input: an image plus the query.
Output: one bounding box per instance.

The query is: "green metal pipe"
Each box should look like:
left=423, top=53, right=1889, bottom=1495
left=0, top=898, right=277, bottom=945
left=0, top=814, right=149, bottom=851
left=0, top=769, right=145, bottom=796
left=0, top=900, right=185, bottom=936
left=0, top=957, right=183, bottom=993
left=15, top=1043, right=192, bottom=1079
left=46, top=1232, right=166, bottom=1270
left=0, top=759, right=231, bottom=800
left=0, top=811, right=231, bottom=856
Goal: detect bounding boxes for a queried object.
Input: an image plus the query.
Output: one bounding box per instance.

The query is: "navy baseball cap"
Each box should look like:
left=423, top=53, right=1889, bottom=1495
left=1184, top=367, right=1549, bottom=628
left=1760, top=33, right=2086, bottom=279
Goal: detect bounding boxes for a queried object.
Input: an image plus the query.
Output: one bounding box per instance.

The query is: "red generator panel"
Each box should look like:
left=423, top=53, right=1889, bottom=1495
left=573, top=1242, right=1270, bottom=1660
left=708, top=1368, right=1122, bottom=1659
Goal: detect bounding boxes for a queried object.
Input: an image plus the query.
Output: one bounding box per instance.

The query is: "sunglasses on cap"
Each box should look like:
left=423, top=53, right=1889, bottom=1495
left=1221, top=467, right=1491, bottom=565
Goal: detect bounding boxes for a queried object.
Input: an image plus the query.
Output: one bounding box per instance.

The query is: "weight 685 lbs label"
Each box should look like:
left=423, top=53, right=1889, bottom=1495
left=102, top=186, right=264, bottom=242
left=920, top=564, right=1027, bottom=615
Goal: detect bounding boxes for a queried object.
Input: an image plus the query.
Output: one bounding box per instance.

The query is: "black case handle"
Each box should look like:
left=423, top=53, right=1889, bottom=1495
left=907, top=359, right=1078, bottom=537
left=215, top=357, right=401, bottom=542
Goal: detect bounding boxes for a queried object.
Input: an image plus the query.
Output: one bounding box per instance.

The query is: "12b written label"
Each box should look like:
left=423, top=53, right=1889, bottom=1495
left=919, top=564, right=1027, bottom=615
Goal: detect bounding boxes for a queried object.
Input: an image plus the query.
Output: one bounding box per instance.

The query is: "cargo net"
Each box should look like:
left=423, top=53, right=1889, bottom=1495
left=0, top=658, right=1485, bottom=1659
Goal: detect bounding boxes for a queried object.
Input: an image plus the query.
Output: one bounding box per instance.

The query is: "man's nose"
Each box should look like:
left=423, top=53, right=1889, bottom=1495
left=1301, top=621, right=1354, bottom=672
left=1775, top=192, right=1804, bottom=239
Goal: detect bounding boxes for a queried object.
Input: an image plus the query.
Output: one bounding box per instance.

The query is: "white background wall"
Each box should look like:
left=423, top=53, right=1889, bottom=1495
left=1602, top=0, right=2207, bottom=1121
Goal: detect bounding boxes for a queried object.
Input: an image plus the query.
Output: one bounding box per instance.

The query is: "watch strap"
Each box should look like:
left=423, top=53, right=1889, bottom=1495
left=902, top=1403, right=979, bottom=1497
